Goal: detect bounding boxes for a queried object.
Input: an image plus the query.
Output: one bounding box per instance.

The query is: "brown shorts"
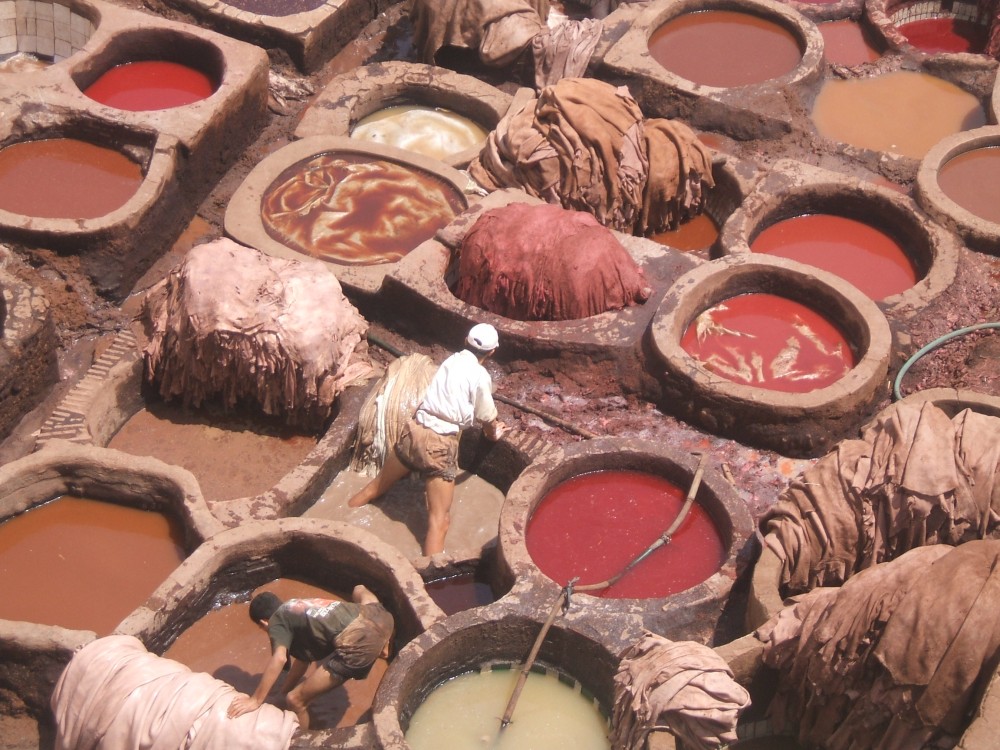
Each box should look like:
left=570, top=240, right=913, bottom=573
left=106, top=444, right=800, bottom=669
left=394, top=418, right=459, bottom=481
left=322, top=603, right=394, bottom=681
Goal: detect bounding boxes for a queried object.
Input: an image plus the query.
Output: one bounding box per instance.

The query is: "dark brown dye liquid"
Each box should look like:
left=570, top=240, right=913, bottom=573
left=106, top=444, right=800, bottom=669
left=221, top=0, right=326, bottom=15
left=0, top=138, right=143, bottom=219
left=0, top=495, right=185, bottom=634
left=425, top=574, right=495, bottom=615
left=937, top=146, right=1000, bottom=225
left=751, top=214, right=917, bottom=300
left=107, top=402, right=317, bottom=504
left=261, top=152, right=465, bottom=265
left=164, top=578, right=387, bottom=729
left=820, top=20, right=881, bottom=66
left=648, top=10, right=802, bottom=87
left=651, top=213, right=719, bottom=251
left=681, top=292, right=855, bottom=393
left=732, top=737, right=804, bottom=749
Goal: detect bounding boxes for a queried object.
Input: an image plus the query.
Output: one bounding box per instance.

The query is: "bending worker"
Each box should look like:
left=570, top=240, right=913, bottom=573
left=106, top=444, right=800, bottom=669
left=348, top=323, right=507, bottom=556
left=227, top=585, right=393, bottom=729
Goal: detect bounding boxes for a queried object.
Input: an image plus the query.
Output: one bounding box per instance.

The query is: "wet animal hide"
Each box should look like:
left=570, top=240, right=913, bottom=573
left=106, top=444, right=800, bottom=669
left=531, top=18, right=603, bottom=88
left=469, top=78, right=714, bottom=234
left=410, top=0, right=548, bottom=66
left=51, top=635, right=298, bottom=750
left=761, top=401, right=1000, bottom=596
left=350, top=353, right=438, bottom=475
left=612, top=632, right=750, bottom=750
left=141, top=238, right=372, bottom=430
left=758, top=541, right=1000, bottom=749
left=452, top=202, right=652, bottom=321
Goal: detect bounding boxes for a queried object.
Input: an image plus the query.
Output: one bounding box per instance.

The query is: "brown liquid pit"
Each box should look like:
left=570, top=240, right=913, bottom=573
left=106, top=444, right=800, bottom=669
left=936, top=146, right=1000, bottom=225
left=0, top=495, right=185, bottom=634
left=648, top=10, right=802, bottom=88
left=651, top=213, right=719, bottom=251
left=107, top=402, right=317, bottom=504
left=0, top=138, right=143, bottom=219
left=164, top=578, right=388, bottom=730
left=819, top=20, right=882, bottom=66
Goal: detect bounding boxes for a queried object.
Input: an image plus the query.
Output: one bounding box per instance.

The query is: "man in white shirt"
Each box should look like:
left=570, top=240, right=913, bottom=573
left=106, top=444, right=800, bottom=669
left=348, top=323, right=507, bottom=555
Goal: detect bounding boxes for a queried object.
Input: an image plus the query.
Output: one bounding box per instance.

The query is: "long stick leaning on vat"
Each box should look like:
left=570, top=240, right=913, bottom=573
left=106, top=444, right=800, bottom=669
left=497, top=452, right=710, bottom=733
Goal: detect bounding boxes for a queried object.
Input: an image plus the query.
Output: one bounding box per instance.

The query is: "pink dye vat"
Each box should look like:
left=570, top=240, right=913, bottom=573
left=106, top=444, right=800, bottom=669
left=648, top=10, right=802, bottom=87
left=425, top=574, right=495, bottom=615
left=651, top=213, right=720, bottom=251
left=820, top=20, right=882, bottom=66
left=0, top=138, right=143, bottom=219
left=526, top=470, right=725, bottom=599
left=83, top=61, right=215, bottom=111
left=937, top=146, right=1000, bottom=225
left=0, top=496, right=185, bottom=634
left=681, top=292, right=855, bottom=393
left=898, top=18, right=988, bottom=54
left=751, top=214, right=917, bottom=300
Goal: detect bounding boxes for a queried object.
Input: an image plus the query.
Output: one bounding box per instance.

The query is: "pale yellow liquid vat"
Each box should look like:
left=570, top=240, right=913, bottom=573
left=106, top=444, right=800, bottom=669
left=405, top=668, right=611, bottom=750
left=351, top=105, right=489, bottom=161
left=811, top=70, right=985, bottom=159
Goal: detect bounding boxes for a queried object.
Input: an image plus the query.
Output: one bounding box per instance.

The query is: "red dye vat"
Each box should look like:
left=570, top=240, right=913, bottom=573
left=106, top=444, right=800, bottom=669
left=651, top=213, right=719, bottom=251
left=898, top=18, right=988, bottom=54
left=425, top=574, right=495, bottom=615
left=681, top=292, right=855, bottom=393
left=0, top=496, right=185, bottom=634
left=648, top=10, right=802, bottom=88
left=937, top=146, right=1000, bottom=225
left=83, top=61, right=215, bottom=111
left=526, top=470, right=725, bottom=599
left=750, top=214, right=917, bottom=300
left=0, top=138, right=143, bottom=219
left=820, top=20, right=882, bottom=66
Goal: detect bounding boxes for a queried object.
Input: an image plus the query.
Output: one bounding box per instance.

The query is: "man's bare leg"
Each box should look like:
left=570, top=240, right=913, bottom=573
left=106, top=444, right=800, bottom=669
left=285, top=667, right=345, bottom=730
left=424, top=477, right=456, bottom=556
left=348, top=452, right=410, bottom=508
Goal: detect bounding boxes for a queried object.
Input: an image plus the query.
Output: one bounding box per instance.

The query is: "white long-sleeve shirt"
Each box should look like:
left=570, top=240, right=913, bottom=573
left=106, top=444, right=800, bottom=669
left=415, top=349, right=498, bottom=435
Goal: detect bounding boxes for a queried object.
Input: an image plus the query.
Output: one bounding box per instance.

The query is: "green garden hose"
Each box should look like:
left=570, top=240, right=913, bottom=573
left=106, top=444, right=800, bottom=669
left=893, top=322, right=1000, bottom=401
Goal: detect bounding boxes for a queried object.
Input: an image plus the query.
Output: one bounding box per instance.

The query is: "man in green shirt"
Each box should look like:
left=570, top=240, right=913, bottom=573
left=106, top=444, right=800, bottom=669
left=227, top=585, right=394, bottom=729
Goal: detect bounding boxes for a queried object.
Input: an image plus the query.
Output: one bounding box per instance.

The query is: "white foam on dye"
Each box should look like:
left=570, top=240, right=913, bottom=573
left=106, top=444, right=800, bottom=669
left=405, top=668, right=611, bottom=750
left=351, top=105, right=488, bottom=160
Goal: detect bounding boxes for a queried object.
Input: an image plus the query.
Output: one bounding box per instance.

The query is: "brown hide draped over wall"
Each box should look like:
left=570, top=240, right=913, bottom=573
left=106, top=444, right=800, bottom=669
left=761, top=401, right=1000, bottom=596
left=410, top=0, right=549, bottom=66
left=757, top=541, right=1000, bottom=749
left=141, top=238, right=372, bottom=431
left=452, top=203, right=651, bottom=321
left=469, top=78, right=714, bottom=235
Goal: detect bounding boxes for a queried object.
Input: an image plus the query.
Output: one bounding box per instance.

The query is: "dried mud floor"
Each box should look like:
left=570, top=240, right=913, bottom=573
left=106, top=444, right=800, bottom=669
left=1, top=1, right=999, bottom=746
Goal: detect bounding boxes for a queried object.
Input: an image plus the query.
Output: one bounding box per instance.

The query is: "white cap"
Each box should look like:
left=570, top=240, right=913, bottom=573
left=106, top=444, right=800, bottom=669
left=466, top=323, right=499, bottom=353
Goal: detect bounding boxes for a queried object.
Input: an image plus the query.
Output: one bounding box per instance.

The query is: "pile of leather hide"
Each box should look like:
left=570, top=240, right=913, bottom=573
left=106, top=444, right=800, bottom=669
left=141, top=238, right=372, bottom=431
left=761, top=401, right=1000, bottom=596
left=452, top=202, right=651, bottom=320
left=51, top=635, right=298, bottom=750
left=350, top=353, right=437, bottom=475
left=410, top=0, right=548, bottom=66
left=469, top=78, right=714, bottom=235
left=612, top=632, right=750, bottom=750
left=758, top=540, right=1000, bottom=749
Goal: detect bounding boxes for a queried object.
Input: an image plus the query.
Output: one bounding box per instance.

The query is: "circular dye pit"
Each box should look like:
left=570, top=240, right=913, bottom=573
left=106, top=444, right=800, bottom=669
left=82, top=61, right=216, bottom=111
left=648, top=10, right=803, bottom=87
left=811, top=71, right=986, bottom=158
left=526, top=470, right=725, bottom=599
left=351, top=104, right=489, bottom=161
left=936, top=146, right=1000, bottom=225
left=261, top=151, right=465, bottom=265
left=0, top=495, right=184, bottom=634
left=107, top=402, right=317, bottom=504
left=819, top=20, right=882, bottom=66
left=681, top=293, right=855, bottom=393
left=651, top=213, right=720, bottom=252
left=426, top=574, right=496, bottom=615
left=896, top=17, right=988, bottom=54
left=405, top=666, right=610, bottom=750
left=220, top=0, right=327, bottom=15
left=750, top=214, right=917, bottom=299
left=164, top=577, right=386, bottom=730
left=0, top=138, right=143, bottom=219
